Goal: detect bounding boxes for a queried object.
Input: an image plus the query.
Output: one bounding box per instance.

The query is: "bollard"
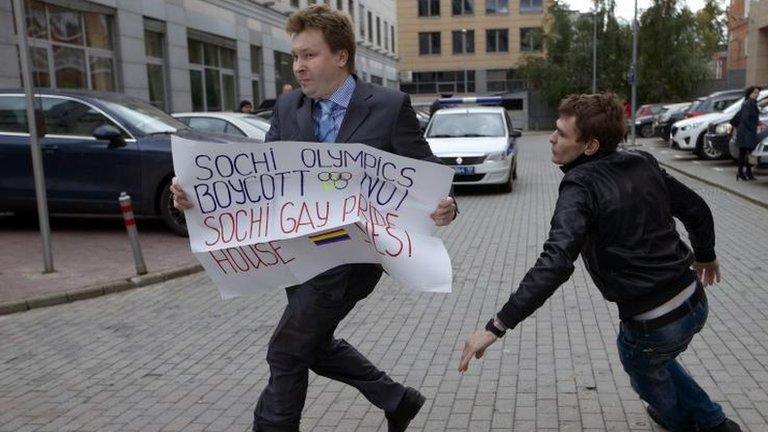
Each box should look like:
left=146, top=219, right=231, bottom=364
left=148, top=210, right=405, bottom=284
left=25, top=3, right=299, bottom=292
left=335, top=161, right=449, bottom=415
left=119, top=192, right=148, bottom=275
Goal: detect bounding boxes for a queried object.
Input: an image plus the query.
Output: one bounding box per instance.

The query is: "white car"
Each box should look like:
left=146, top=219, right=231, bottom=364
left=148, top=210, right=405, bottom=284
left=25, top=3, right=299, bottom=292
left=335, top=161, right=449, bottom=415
left=424, top=106, right=519, bottom=192
left=669, top=99, right=742, bottom=154
left=172, top=112, right=270, bottom=141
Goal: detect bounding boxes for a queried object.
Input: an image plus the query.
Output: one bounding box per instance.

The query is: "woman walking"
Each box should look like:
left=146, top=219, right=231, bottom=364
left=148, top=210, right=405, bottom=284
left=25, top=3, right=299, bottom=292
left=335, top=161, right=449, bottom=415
left=735, top=86, right=761, bottom=181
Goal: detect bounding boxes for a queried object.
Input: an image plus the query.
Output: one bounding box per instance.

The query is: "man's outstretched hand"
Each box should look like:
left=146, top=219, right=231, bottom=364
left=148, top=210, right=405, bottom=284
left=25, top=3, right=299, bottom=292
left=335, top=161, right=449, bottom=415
left=458, top=330, right=498, bottom=373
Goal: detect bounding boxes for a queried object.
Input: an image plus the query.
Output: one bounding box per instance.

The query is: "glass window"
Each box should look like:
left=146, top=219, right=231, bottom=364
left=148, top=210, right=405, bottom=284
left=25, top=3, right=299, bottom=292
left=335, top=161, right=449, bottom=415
left=337, top=0, right=343, bottom=9
left=486, top=29, right=508, bottom=53
left=145, top=30, right=164, bottom=58
left=452, top=30, right=474, bottom=54
left=188, top=117, right=228, bottom=134
left=84, top=13, right=112, bottom=49
left=190, top=70, right=204, bottom=111
left=418, top=32, right=440, bottom=55
left=205, top=68, right=222, bottom=111
left=367, top=12, right=373, bottom=42
left=359, top=5, right=365, bottom=37
left=26, top=0, right=48, bottom=39
left=31, top=47, right=51, bottom=87
left=188, top=39, right=203, bottom=64
left=97, top=98, right=185, bottom=135
left=53, top=46, right=86, bottom=88
left=204, top=43, right=220, bottom=67
left=250, top=45, right=262, bottom=75
left=348, top=0, right=354, bottom=20
left=147, top=64, right=166, bottom=110
left=221, top=47, right=235, bottom=70
left=274, top=51, right=297, bottom=95
left=520, top=0, right=543, bottom=13
left=520, top=27, right=543, bottom=52
left=49, top=5, right=84, bottom=46
left=418, top=0, right=440, bottom=17
left=89, top=56, right=114, bottom=91
left=376, top=17, right=381, bottom=46
left=391, top=26, right=396, bottom=53
left=291, top=0, right=299, bottom=6
left=384, top=20, right=389, bottom=50
left=371, top=75, right=383, bottom=85
left=225, top=122, right=246, bottom=137
left=452, top=0, right=473, bottom=15
left=251, top=80, right=261, bottom=106
left=222, top=74, right=236, bottom=111
left=0, top=96, right=28, bottom=133
left=427, top=113, right=505, bottom=138
left=41, top=97, right=113, bottom=137
left=486, top=0, right=508, bottom=14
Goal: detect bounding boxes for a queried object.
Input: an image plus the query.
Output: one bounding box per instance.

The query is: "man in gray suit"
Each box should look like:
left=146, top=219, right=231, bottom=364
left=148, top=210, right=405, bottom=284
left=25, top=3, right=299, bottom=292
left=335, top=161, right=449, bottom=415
left=172, top=5, right=456, bottom=431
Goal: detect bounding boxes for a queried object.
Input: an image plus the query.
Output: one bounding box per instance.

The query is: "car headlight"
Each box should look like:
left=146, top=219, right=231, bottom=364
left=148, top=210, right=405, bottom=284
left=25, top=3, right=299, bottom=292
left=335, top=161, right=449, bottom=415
left=715, top=123, right=732, bottom=134
left=485, top=151, right=508, bottom=162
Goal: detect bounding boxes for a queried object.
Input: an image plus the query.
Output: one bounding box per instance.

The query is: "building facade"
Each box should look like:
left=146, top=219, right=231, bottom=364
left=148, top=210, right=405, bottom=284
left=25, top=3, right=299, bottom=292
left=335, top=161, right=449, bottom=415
left=746, top=0, right=768, bottom=85
left=0, top=0, right=399, bottom=113
left=727, top=0, right=749, bottom=87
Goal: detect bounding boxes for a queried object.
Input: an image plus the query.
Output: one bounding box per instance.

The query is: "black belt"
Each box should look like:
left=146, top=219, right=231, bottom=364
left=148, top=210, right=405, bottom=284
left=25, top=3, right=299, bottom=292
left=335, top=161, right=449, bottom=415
left=622, top=284, right=705, bottom=332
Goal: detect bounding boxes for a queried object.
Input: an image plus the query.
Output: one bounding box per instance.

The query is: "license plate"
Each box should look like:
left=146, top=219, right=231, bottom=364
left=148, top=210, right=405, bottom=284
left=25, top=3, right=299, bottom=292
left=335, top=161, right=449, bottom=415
left=453, top=165, right=475, bottom=175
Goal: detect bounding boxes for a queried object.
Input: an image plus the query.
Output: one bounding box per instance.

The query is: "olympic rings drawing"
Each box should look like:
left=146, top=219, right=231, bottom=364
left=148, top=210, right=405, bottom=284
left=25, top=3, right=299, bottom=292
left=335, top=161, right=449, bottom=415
left=318, top=171, right=353, bottom=190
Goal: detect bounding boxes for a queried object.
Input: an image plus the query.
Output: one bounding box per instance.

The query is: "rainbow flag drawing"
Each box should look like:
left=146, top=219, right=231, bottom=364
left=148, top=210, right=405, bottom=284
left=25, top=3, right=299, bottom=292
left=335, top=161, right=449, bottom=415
left=308, top=228, right=351, bottom=246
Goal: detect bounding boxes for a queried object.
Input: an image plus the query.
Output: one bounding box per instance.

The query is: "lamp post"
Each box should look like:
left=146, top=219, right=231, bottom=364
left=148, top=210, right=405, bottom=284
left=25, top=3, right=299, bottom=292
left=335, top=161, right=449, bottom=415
left=592, top=3, right=597, bottom=93
left=630, top=0, right=638, bottom=146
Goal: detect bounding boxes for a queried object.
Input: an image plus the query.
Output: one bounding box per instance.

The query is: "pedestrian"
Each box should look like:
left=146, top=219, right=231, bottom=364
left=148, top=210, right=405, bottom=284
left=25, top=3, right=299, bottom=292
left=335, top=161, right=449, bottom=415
left=735, top=86, right=761, bottom=181
left=238, top=99, right=254, bottom=113
left=458, top=93, right=742, bottom=432
left=171, top=5, right=456, bottom=432
left=281, top=83, right=294, bottom=95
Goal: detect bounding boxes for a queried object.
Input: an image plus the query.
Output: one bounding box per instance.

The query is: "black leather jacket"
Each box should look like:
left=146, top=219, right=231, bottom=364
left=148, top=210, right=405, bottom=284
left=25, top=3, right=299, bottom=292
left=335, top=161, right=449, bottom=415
left=497, top=150, right=716, bottom=328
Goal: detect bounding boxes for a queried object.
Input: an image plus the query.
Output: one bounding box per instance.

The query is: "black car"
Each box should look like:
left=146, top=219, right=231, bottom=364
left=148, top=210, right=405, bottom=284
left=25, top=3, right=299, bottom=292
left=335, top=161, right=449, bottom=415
left=0, top=89, right=240, bottom=235
left=654, top=102, right=691, bottom=140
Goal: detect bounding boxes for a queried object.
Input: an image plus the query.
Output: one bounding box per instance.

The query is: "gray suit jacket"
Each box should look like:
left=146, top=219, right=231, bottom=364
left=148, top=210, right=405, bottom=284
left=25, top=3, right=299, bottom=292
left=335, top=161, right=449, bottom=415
left=265, top=76, right=440, bottom=163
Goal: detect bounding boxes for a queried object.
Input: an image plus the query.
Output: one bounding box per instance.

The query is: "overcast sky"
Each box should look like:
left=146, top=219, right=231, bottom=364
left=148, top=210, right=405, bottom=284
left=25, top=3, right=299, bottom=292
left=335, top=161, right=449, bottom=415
left=563, top=0, right=711, bottom=21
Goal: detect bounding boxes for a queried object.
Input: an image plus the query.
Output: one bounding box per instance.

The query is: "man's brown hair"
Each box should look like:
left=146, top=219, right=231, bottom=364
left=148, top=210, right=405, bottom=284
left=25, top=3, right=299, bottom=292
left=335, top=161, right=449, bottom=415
left=558, top=93, right=627, bottom=152
left=286, top=4, right=356, bottom=74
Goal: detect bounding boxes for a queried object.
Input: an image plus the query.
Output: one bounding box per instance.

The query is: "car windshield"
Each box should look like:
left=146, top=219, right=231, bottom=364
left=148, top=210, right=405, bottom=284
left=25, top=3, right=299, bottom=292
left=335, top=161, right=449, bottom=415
left=241, top=116, right=271, bottom=131
left=427, top=112, right=505, bottom=138
left=98, top=98, right=187, bottom=135
left=723, top=98, right=745, bottom=115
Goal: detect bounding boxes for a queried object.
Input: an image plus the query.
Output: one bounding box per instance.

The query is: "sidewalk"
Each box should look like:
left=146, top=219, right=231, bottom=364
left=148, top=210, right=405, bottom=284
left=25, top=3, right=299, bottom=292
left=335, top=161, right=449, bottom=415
left=0, top=216, right=198, bottom=313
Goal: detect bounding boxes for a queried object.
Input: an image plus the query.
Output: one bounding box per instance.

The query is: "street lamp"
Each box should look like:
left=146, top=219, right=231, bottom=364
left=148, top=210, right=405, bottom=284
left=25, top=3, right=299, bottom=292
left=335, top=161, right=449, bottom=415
left=630, top=0, right=638, bottom=146
left=461, top=28, right=468, bottom=94
left=592, top=3, right=597, bottom=93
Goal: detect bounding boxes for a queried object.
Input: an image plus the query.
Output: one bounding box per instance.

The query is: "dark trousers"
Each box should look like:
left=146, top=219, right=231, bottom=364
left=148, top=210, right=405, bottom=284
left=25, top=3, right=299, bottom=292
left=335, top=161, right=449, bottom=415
left=253, top=264, right=406, bottom=432
left=737, top=148, right=751, bottom=173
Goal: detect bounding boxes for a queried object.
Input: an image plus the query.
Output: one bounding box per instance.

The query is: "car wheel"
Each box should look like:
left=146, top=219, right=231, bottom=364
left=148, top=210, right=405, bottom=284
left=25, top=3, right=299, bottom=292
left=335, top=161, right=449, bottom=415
left=700, top=137, right=724, bottom=161
left=640, top=124, right=654, bottom=138
left=498, top=171, right=513, bottom=193
left=512, top=162, right=518, bottom=180
left=159, top=180, right=188, bottom=236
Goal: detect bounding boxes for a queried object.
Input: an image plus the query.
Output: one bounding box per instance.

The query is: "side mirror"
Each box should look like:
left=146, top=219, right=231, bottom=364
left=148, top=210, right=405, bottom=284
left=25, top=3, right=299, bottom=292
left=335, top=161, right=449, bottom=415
left=510, top=129, right=522, bottom=138
left=93, top=124, right=125, bottom=148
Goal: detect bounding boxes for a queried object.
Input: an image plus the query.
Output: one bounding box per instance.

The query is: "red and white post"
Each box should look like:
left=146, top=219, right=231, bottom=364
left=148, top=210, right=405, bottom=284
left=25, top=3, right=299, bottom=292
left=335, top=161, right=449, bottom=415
left=119, top=192, right=147, bottom=275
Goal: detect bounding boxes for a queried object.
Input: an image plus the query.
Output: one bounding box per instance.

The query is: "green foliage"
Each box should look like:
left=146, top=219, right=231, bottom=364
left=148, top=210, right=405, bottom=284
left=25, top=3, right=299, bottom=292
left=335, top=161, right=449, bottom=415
left=519, top=0, right=724, bottom=108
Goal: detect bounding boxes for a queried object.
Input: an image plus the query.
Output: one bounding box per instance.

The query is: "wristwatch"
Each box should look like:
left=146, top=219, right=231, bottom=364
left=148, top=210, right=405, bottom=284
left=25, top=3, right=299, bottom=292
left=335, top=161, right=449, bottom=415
left=485, top=318, right=506, bottom=338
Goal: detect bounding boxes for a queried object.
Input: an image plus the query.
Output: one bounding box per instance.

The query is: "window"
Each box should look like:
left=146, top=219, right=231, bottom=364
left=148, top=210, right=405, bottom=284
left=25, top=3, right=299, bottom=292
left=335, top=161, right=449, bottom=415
left=418, top=0, right=440, bottom=17
left=391, top=25, right=396, bottom=53
left=376, top=17, right=381, bottom=46
left=41, top=97, right=121, bottom=137
left=188, top=37, right=237, bottom=111
left=520, top=0, right=543, bottom=13
left=251, top=45, right=263, bottom=104
left=22, top=1, right=116, bottom=91
left=486, top=29, right=508, bottom=53
left=418, top=32, right=441, bottom=55
left=367, top=12, right=373, bottom=42
left=486, top=69, right=526, bottom=92
left=399, top=70, right=475, bottom=95
left=520, top=27, right=543, bottom=52
left=370, top=75, right=383, bottom=85
left=188, top=117, right=228, bottom=134
left=348, top=0, right=354, bottom=21
left=384, top=20, right=389, bottom=51
left=274, top=51, right=297, bottom=96
left=337, top=0, right=343, bottom=9
left=291, top=0, right=299, bottom=6
left=359, top=5, right=365, bottom=38
left=452, top=0, right=473, bottom=15
left=452, top=30, right=474, bottom=54
left=486, top=0, right=509, bottom=14
left=145, top=19, right=167, bottom=111
left=0, top=96, right=28, bottom=133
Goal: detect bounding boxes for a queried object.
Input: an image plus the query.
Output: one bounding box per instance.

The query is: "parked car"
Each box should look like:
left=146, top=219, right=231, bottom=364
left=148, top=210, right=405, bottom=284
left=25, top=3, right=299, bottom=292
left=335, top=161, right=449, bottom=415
left=0, top=89, right=236, bottom=235
left=172, top=112, right=270, bottom=140
left=631, top=104, right=666, bottom=138
left=748, top=128, right=768, bottom=166
left=654, top=102, right=690, bottom=140
left=705, top=90, right=768, bottom=160
left=684, top=89, right=742, bottom=118
left=424, top=103, right=519, bottom=192
left=670, top=97, right=742, bottom=157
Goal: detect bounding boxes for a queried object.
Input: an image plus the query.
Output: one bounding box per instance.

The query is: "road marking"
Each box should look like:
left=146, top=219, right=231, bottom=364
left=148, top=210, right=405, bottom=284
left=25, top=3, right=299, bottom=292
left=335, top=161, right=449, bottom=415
left=713, top=167, right=724, bottom=171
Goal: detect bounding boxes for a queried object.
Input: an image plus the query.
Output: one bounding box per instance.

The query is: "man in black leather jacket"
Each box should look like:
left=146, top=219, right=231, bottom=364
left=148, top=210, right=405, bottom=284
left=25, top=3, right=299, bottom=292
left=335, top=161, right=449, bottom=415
left=459, top=93, right=741, bottom=432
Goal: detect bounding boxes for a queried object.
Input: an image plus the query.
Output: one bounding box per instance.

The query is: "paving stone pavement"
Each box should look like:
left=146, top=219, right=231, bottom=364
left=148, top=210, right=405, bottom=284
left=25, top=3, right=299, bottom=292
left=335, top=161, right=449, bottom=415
left=1, top=134, right=767, bottom=432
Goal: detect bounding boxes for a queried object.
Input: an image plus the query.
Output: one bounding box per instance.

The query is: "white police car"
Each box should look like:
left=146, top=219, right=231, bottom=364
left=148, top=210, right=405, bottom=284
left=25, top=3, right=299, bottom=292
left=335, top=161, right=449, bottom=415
left=424, top=97, right=520, bottom=192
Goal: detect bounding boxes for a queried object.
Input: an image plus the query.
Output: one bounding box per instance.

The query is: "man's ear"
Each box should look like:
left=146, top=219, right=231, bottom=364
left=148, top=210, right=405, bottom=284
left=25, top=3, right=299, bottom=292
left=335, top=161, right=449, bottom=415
left=584, top=138, right=600, bottom=156
left=336, top=49, right=349, bottom=68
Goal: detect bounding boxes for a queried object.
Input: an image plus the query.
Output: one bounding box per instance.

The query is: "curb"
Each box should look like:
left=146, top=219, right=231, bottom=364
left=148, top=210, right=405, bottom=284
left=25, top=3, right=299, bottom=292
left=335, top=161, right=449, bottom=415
left=657, top=161, right=768, bottom=211
left=0, top=264, right=203, bottom=316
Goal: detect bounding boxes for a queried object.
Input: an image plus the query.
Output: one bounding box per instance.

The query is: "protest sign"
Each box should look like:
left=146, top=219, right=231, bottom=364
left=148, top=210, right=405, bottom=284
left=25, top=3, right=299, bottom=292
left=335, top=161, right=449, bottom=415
left=172, top=137, right=455, bottom=296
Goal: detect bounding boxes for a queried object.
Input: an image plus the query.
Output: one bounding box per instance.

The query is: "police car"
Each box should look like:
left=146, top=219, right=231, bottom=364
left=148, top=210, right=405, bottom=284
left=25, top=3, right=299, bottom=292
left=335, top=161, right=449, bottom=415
left=424, top=97, right=520, bottom=192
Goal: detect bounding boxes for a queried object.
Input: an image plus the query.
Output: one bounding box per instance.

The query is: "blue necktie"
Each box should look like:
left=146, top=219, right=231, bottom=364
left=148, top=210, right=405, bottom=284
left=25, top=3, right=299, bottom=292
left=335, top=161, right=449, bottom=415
left=316, top=100, right=337, bottom=143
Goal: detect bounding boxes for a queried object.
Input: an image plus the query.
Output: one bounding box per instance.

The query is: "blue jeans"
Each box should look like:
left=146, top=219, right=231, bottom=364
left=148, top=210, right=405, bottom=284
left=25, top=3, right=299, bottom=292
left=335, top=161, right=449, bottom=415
left=617, top=294, right=725, bottom=431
